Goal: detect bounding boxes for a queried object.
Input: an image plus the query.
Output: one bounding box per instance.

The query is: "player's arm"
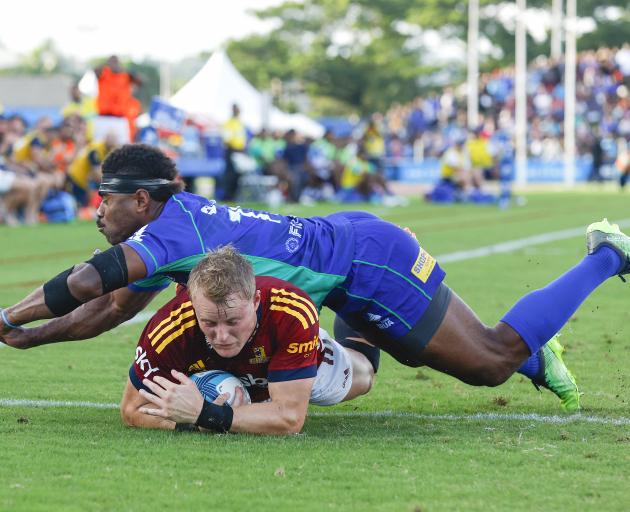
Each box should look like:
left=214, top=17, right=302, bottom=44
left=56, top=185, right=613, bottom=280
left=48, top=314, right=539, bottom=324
left=120, top=379, right=176, bottom=430
left=1, top=287, right=159, bottom=349
left=140, top=371, right=314, bottom=435
left=0, top=244, right=147, bottom=332
left=229, top=378, right=314, bottom=435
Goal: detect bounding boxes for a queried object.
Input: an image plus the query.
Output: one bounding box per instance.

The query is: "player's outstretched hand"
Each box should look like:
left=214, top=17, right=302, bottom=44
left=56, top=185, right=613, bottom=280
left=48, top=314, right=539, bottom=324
left=139, top=370, right=204, bottom=424
left=0, top=326, right=34, bottom=350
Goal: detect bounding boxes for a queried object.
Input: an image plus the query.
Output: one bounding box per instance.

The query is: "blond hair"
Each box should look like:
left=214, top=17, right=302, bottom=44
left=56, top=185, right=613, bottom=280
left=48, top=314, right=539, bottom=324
left=187, top=245, right=255, bottom=305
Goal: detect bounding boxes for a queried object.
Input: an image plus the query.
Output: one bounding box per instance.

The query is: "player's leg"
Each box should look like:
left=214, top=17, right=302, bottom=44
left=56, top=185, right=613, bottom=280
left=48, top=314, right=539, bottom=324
left=333, top=315, right=380, bottom=373
left=310, top=329, right=373, bottom=406
left=332, top=213, right=583, bottom=409
left=343, top=347, right=374, bottom=401
left=360, top=284, right=579, bottom=410
left=399, top=219, right=627, bottom=387
left=410, top=288, right=527, bottom=386
left=329, top=321, right=377, bottom=400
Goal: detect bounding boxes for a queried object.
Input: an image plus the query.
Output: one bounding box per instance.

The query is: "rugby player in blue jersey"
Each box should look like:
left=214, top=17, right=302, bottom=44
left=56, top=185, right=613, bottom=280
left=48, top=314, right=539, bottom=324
left=5, top=143, right=616, bottom=413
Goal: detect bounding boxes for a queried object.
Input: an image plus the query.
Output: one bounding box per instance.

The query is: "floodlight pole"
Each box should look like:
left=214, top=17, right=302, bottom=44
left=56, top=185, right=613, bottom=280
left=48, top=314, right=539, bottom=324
left=550, top=0, right=563, bottom=59
left=563, top=0, right=577, bottom=186
left=514, top=0, right=528, bottom=186
left=467, top=0, right=479, bottom=129
left=261, top=91, right=272, bottom=130
left=159, top=61, right=172, bottom=99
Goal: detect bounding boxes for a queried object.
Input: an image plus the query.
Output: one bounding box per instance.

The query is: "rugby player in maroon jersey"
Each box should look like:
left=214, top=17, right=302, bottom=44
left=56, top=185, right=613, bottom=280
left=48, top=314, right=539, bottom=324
left=121, top=246, right=374, bottom=434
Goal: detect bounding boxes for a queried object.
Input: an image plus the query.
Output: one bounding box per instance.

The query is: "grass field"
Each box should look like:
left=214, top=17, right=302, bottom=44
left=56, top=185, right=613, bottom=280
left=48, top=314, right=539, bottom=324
left=1, top=190, right=630, bottom=511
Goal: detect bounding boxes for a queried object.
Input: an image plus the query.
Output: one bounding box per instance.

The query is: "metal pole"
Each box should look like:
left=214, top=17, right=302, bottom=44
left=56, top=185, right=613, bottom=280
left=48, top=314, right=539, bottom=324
left=563, top=0, right=576, bottom=186
left=159, top=61, right=171, bottom=99
left=261, top=91, right=271, bottom=131
left=515, top=0, right=528, bottom=186
left=551, top=0, right=563, bottom=59
left=467, top=0, right=479, bottom=129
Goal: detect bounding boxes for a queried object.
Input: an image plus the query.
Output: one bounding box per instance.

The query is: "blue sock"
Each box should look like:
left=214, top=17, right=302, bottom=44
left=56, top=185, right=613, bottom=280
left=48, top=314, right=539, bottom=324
left=516, top=350, right=542, bottom=380
left=502, top=247, right=620, bottom=355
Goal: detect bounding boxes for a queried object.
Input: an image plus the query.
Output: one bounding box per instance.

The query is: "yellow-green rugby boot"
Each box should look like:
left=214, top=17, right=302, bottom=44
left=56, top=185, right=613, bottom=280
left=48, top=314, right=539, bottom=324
left=531, top=334, right=580, bottom=412
left=586, top=218, right=630, bottom=281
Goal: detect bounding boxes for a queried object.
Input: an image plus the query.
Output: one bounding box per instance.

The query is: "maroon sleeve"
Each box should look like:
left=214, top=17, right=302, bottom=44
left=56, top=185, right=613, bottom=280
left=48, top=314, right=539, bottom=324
left=129, top=287, right=202, bottom=391
left=265, top=284, right=320, bottom=383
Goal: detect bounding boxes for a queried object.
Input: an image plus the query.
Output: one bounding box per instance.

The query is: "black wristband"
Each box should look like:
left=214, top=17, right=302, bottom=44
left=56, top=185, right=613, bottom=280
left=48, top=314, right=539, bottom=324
left=195, top=400, right=233, bottom=433
left=175, top=423, right=200, bottom=432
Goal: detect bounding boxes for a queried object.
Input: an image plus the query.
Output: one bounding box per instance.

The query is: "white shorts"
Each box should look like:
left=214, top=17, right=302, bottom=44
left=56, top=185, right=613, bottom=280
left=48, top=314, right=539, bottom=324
left=0, top=170, right=16, bottom=194
left=310, top=328, right=353, bottom=406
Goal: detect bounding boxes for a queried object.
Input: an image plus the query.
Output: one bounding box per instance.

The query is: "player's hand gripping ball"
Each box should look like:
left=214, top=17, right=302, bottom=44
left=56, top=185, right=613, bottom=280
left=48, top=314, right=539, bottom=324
left=190, top=370, right=251, bottom=405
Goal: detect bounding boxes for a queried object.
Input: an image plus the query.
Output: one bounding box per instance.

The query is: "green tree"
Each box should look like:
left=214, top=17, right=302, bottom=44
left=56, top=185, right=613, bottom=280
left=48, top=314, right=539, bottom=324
left=0, top=39, right=76, bottom=76
left=227, top=0, right=630, bottom=115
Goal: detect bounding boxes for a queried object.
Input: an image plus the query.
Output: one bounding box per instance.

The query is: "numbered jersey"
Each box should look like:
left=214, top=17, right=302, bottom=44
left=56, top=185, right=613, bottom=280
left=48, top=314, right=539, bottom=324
left=123, top=191, right=355, bottom=307
left=130, top=276, right=335, bottom=403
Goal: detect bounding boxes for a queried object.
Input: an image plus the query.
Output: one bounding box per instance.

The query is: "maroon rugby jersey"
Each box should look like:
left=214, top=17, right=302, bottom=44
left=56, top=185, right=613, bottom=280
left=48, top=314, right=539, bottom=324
left=129, top=276, right=322, bottom=402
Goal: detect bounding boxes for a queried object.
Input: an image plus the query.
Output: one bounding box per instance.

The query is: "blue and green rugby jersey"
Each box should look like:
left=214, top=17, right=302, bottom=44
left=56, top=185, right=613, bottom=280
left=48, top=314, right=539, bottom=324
left=123, top=192, right=355, bottom=308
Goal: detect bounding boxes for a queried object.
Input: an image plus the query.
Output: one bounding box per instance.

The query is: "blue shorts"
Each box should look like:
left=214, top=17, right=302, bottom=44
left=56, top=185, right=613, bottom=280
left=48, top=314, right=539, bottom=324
left=324, top=212, right=446, bottom=341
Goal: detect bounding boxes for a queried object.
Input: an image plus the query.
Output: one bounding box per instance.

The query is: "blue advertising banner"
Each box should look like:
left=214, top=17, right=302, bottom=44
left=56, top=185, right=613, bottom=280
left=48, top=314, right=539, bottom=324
left=149, top=97, right=186, bottom=134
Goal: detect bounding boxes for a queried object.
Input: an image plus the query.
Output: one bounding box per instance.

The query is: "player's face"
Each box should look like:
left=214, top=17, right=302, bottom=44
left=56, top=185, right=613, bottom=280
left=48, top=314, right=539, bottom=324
left=96, top=193, right=145, bottom=245
left=193, top=291, right=261, bottom=358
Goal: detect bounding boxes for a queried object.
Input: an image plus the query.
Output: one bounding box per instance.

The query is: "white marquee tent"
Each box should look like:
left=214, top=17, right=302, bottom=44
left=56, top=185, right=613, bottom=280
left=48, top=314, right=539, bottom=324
left=169, top=50, right=324, bottom=138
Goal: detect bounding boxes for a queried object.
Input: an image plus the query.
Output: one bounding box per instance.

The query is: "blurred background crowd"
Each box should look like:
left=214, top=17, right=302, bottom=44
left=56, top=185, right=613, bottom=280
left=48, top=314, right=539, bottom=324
left=2, top=0, right=630, bottom=225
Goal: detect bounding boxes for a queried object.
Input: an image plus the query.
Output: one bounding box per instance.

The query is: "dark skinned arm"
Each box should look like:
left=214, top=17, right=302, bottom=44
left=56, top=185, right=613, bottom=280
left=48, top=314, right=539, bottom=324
left=0, top=244, right=153, bottom=347
left=1, top=287, right=159, bottom=349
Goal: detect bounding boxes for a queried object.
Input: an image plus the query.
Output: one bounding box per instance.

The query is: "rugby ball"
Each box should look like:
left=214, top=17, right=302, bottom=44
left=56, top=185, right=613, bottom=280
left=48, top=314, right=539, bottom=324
left=190, top=370, right=251, bottom=405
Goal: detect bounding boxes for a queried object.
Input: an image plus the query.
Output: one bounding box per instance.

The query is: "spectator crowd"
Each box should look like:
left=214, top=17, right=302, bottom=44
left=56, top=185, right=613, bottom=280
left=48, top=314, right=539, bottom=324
left=2, top=46, right=630, bottom=224
left=382, top=45, right=630, bottom=166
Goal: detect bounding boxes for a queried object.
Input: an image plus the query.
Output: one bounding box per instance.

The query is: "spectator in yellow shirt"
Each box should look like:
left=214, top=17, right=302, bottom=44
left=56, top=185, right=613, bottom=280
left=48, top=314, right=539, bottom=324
left=68, top=133, right=118, bottom=208
left=221, top=104, right=247, bottom=201
left=466, top=128, right=495, bottom=182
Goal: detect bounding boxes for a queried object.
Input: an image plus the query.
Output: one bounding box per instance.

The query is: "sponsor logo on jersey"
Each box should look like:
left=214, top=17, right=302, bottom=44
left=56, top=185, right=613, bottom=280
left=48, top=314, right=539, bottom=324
left=135, top=347, right=160, bottom=378
left=411, top=248, right=436, bottom=283
left=288, top=218, right=303, bottom=238
left=270, top=288, right=318, bottom=329
left=129, top=224, right=149, bottom=243
left=188, top=359, right=207, bottom=373
left=227, top=206, right=281, bottom=224
left=239, top=373, right=268, bottom=387
left=249, top=346, right=269, bottom=364
left=377, top=318, right=394, bottom=329
left=200, top=204, right=217, bottom=215
left=285, top=237, right=300, bottom=253
left=342, top=367, right=350, bottom=388
left=287, top=335, right=319, bottom=354
left=368, top=312, right=392, bottom=328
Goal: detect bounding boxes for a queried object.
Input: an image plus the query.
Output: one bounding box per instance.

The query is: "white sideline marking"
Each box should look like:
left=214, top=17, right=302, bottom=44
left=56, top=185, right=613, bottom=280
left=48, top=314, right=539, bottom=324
left=1, top=398, right=629, bottom=425
left=118, top=310, right=157, bottom=328
left=310, top=410, right=630, bottom=426
left=0, top=399, right=118, bottom=409
left=437, top=218, right=630, bottom=264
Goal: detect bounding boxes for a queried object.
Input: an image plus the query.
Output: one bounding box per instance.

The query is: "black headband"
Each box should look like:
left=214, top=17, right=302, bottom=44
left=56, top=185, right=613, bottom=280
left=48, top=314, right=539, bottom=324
left=99, top=174, right=174, bottom=194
